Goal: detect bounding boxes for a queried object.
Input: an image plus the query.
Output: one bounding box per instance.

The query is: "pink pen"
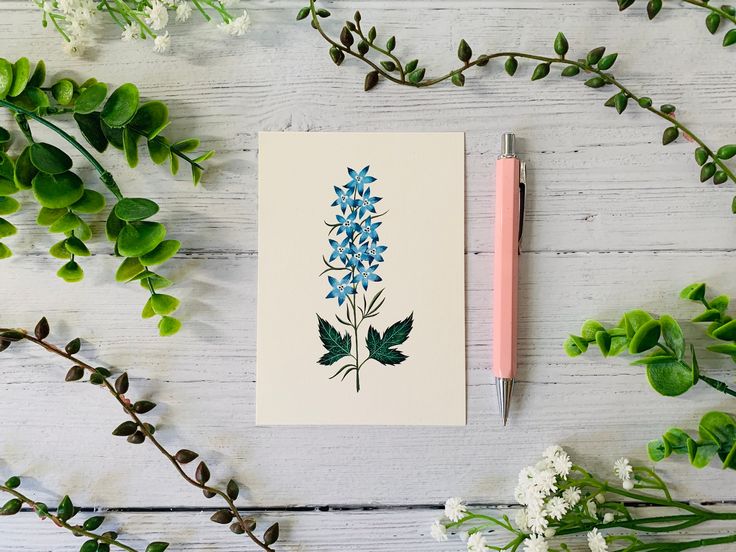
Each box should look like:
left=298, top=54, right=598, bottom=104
left=493, top=133, right=526, bottom=426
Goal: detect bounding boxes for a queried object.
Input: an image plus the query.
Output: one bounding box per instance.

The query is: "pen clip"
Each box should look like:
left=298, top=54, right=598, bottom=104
left=518, top=162, right=526, bottom=255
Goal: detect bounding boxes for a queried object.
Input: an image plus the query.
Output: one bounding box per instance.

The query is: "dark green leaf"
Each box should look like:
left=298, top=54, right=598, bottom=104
left=101, top=120, right=124, bottom=150
left=662, top=127, right=679, bottom=145
left=364, top=71, right=379, bottom=91
left=648, top=438, right=668, bottom=462
left=65, top=365, right=84, bottom=381
left=317, top=315, right=352, bottom=365
left=74, top=112, right=108, bottom=153
left=227, top=480, right=239, bottom=500
left=145, top=543, right=169, bottom=552
left=9, top=57, right=30, bottom=98
left=407, top=68, right=425, bottom=84
left=329, top=46, right=345, bottom=66
left=0, top=499, right=22, bottom=516
left=174, top=449, right=198, bottom=464
left=629, top=319, right=660, bottom=354
left=647, top=0, right=662, bottom=19
left=4, top=476, right=20, bottom=489
left=717, top=145, right=736, bottom=160
left=405, top=59, right=418, bottom=73
left=660, top=315, right=684, bottom=359
left=380, top=60, right=396, bottom=72
left=561, top=65, right=580, bottom=77
left=29, top=142, right=73, bottom=174
left=195, top=461, right=210, bottom=484
left=129, top=101, right=169, bottom=138
left=83, top=515, right=105, bottom=530
left=28, top=60, right=45, bottom=88
left=695, top=147, right=709, bottom=166
left=13, top=147, right=37, bottom=190
left=264, top=523, right=280, bottom=546
left=614, top=92, right=628, bottom=114
left=584, top=77, right=607, bottom=88
left=51, top=79, right=74, bottom=105
left=74, top=82, right=108, bottom=114
left=597, top=53, right=618, bottom=70
left=339, top=26, right=354, bottom=47
left=586, top=46, right=606, bottom=65
left=366, top=314, right=413, bottom=365
left=116, top=221, right=166, bottom=257
left=134, top=400, right=157, bottom=414
left=386, top=36, right=396, bottom=52
left=112, top=421, right=137, bottom=436
left=57, top=495, right=74, bottom=521
left=638, top=97, right=653, bottom=108
left=457, top=39, right=472, bottom=62
left=645, top=357, right=694, bottom=396
left=725, top=28, right=736, bottom=47
left=700, top=162, right=716, bottom=182
left=32, top=172, right=84, bottom=209
left=706, top=12, right=721, bottom=34
left=296, top=6, right=310, bottom=20
left=65, top=236, right=90, bottom=256
left=531, top=63, right=551, bottom=81
left=505, top=57, right=518, bottom=76
left=451, top=72, right=465, bottom=87
left=554, top=32, right=569, bottom=56
left=101, top=83, right=139, bottom=127
left=211, top=509, right=234, bottom=524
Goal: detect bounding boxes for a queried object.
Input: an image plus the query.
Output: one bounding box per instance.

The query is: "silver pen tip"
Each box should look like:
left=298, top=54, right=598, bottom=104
left=496, top=378, right=514, bottom=426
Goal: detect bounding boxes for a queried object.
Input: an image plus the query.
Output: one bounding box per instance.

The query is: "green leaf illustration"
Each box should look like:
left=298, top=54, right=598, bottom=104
left=366, top=313, right=413, bottom=365
left=317, top=315, right=352, bottom=365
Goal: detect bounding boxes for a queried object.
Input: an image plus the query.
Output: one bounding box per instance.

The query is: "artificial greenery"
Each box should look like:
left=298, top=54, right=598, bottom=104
left=0, top=57, right=214, bottom=336
left=648, top=410, right=736, bottom=471
left=0, top=476, right=168, bottom=552
left=564, top=282, right=736, bottom=399
left=297, top=1, right=736, bottom=211
left=0, top=319, right=279, bottom=552
left=617, top=0, right=736, bottom=48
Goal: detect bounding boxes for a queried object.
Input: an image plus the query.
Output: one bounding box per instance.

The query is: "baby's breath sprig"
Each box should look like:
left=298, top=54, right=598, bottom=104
left=298, top=1, right=736, bottom=211
left=32, top=1, right=251, bottom=56
left=433, top=447, right=736, bottom=552
left=617, top=0, right=736, bottom=49
left=0, top=58, right=216, bottom=335
left=0, top=319, right=280, bottom=552
left=565, top=282, right=736, bottom=400
left=1, top=476, right=168, bottom=552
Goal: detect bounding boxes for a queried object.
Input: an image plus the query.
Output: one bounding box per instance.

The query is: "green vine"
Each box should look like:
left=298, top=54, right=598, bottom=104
left=297, top=1, right=736, bottom=211
left=0, top=476, right=167, bottom=552
left=617, top=0, right=736, bottom=48
left=0, top=319, right=279, bottom=551
left=0, top=57, right=215, bottom=335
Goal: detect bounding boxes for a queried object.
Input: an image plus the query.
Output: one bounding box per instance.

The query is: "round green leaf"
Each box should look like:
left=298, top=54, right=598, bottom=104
left=116, top=257, right=145, bottom=282
left=49, top=211, right=81, bottom=233
left=725, top=28, right=736, bottom=47
left=581, top=320, right=605, bottom=340
left=117, top=221, right=166, bottom=257
left=662, top=127, right=679, bottom=145
left=28, top=60, right=45, bottom=88
left=688, top=440, right=719, bottom=469
left=14, top=146, right=37, bottom=189
left=51, top=79, right=74, bottom=105
left=71, top=219, right=91, bottom=241
left=660, top=315, right=684, bottom=359
left=115, top=197, right=159, bottom=221
left=140, top=273, right=172, bottom=291
left=37, top=207, right=65, bottom=226
left=647, top=438, right=668, bottom=462
left=158, top=316, right=181, bottom=337
left=142, top=298, right=156, bottom=319
left=151, top=294, right=180, bottom=315
left=101, top=83, right=139, bottom=128
left=106, top=208, right=124, bottom=241
left=74, top=82, right=108, bottom=114
left=65, top=236, right=90, bottom=256
left=71, top=189, right=105, bottom=213
left=0, top=217, right=16, bottom=238
left=0, top=242, right=11, bottom=259
left=553, top=32, right=569, bottom=56
left=597, top=53, right=618, bottom=70
left=646, top=358, right=693, bottom=396
left=624, top=309, right=653, bottom=338
left=129, top=101, right=169, bottom=137
left=531, top=63, right=550, bottom=81
left=57, top=260, right=84, bottom=282
left=49, top=239, right=71, bottom=259
left=29, top=142, right=73, bottom=174
left=564, top=336, right=583, bottom=357
left=694, top=147, right=709, bottom=166
left=140, top=239, right=180, bottom=266
left=699, top=412, right=736, bottom=468
left=74, top=112, right=108, bottom=153
left=712, top=319, right=736, bottom=341
left=561, top=65, right=580, bottom=77
left=0, top=58, right=13, bottom=100
left=629, top=319, right=661, bottom=354
left=717, top=145, right=736, bottom=160
left=0, top=196, right=19, bottom=215
left=8, top=57, right=30, bottom=97
left=32, top=172, right=84, bottom=208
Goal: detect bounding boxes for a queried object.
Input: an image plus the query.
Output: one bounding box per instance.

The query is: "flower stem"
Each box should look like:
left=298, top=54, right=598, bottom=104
left=0, top=329, right=275, bottom=552
left=0, top=99, right=123, bottom=200
left=0, top=484, right=139, bottom=552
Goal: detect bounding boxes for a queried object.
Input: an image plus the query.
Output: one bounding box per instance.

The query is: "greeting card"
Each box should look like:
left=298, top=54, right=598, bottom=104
left=257, top=132, right=465, bottom=425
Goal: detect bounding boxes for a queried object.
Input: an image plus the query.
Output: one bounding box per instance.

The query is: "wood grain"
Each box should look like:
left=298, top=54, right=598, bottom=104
left=1, top=0, right=736, bottom=549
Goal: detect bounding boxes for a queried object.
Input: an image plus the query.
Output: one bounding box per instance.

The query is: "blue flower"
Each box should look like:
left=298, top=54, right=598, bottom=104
left=357, top=216, right=382, bottom=243
left=328, top=237, right=352, bottom=264
left=366, top=242, right=387, bottom=263
left=345, top=166, right=377, bottom=196
left=347, top=242, right=369, bottom=267
left=331, top=186, right=355, bottom=213
left=356, top=187, right=381, bottom=217
left=336, top=211, right=359, bottom=238
left=326, top=274, right=356, bottom=305
left=352, top=264, right=382, bottom=290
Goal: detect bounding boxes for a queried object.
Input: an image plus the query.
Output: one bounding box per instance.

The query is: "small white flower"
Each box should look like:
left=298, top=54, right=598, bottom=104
left=527, top=507, right=549, bottom=535
left=532, top=469, right=558, bottom=496
left=562, top=486, right=581, bottom=507
left=587, top=500, right=598, bottom=518
left=63, top=36, right=85, bottom=56
left=551, top=452, right=572, bottom=479
left=544, top=496, right=568, bottom=521
left=153, top=31, right=171, bottom=53
left=603, top=512, right=615, bottom=523
left=614, top=458, right=633, bottom=482
left=430, top=520, right=448, bottom=542
left=444, top=497, right=467, bottom=523
left=587, top=528, right=608, bottom=552
left=515, top=508, right=529, bottom=532
left=543, top=445, right=565, bottom=460
left=145, top=0, right=169, bottom=30
left=219, top=10, right=251, bottom=36
left=523, top=534, right=549, bottom=552
left=121, top=22, right=140, bottom=41
left=623, top=479, right=635, bottom=491
left=57, top=0, right=74, bottom=14
left=176, top=1, right=192, bottom=22
left=467, top=532, right=488, bottom=552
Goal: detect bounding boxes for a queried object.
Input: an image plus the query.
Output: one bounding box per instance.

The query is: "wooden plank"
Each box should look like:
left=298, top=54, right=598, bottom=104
left=2, top=507, right=736, bottom=551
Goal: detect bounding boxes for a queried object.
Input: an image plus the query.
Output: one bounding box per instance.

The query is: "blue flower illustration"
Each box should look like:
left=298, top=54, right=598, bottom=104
left=345, top=166, right=376, bottom=196
left=358, top=216, right=382, bottom=243
left=331, top=186, right=355, bottom=213
left=347, top=242, right=370, bottom=267
left=352, top=264, right=382, bottom=290
left=336, top=211, right=359, bottom=238
left=366, top=242, right=387, bottom=263
left=329, top=237, right=352, bottom=264
left=356, top=187, right=382, bottom=217
left=326, top=274, right=356, bottom=305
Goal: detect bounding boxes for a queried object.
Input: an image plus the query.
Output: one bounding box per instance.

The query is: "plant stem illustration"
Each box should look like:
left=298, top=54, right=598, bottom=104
left=317, top=165, right=413, bottom=392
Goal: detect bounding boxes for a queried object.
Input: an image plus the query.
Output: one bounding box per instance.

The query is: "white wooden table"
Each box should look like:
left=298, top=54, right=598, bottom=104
left=2, top=1, right=736, bottom=550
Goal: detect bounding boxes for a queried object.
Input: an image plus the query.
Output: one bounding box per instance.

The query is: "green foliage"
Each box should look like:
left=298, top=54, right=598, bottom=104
left=366, top=314, right=414, bottom=365
left=0, top=59, right=209, bottom=335
left=566, top=283, right=736, bottom=401
left=299, top=2, right=736, bottom=204
left=317, top=315, right=353, bottom=365
left=649, top=411, right=736, bottom=470
left=617, top=0, right=736, bottom=49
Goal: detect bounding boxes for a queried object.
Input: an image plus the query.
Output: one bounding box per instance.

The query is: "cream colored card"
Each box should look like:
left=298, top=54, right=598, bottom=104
left=256, top=132, right=466, bottom=425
